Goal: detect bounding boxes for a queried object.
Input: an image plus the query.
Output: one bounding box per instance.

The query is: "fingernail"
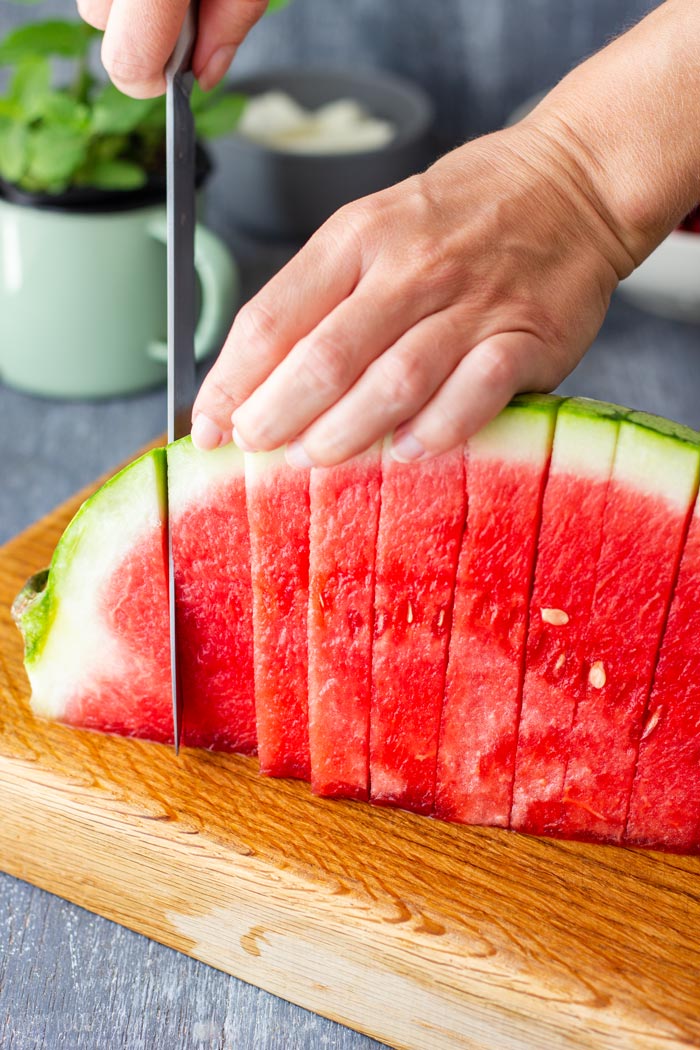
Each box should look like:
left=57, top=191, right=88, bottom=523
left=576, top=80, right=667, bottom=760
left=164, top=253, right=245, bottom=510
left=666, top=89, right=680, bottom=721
left=191, top=414, right=223, bottom=451
left=390, top=430, right=426, bottom=463
left=232, top=425, right=256, bottom=452
left=198, top=45, right=237, bottom=92
left=285, top=440, right=315, bottom=470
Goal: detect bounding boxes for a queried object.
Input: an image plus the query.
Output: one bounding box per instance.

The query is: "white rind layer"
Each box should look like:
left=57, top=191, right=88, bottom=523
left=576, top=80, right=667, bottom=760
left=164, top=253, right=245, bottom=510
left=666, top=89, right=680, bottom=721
left=168, top=438, right=245, bottom=516
left=551, top=405, right=620, bottom=480
left=614, top=422, right=700, bottom=509
left=27, top=453, right=166, bottom=720
left=244, top=447, right=288, bottom=486
left=469, top=399, right=557, bottom=464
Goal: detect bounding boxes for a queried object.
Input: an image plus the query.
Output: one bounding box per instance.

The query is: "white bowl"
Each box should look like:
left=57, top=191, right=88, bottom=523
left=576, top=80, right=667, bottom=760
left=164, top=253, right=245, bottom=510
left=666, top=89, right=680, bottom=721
left=617, top=230, right=700, bottom=323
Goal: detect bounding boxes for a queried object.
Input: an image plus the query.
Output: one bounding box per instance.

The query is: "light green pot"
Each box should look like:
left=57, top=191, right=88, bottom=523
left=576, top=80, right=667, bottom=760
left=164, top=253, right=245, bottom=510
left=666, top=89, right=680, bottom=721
left=0, top=196, right=238, bottom=399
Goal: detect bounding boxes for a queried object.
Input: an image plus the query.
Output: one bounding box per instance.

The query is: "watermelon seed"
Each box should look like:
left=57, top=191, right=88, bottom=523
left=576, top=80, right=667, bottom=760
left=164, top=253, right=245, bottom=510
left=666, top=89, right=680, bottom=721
left=437, top=609, right=445, bottom=628
left=555, top=653, right=566, bottom=671
left=318, top=592, right=325, bottom=610
left=589, top=661, right=606, bottom=689
left=541, top=608, right=569, bottom=626
left=641, top=707, right=662, bottom=740
left=407, top=601, right=414, bottom=624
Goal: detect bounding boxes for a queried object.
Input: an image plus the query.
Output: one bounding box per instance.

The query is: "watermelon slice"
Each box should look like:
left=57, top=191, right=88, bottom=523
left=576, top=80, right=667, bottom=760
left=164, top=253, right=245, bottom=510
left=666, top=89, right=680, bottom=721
left=13, top=449, right=172, bottom=741
left=510, top=399, right=623, bottom=836
left=369, top=441, right=466, bottom=815
left=435, top=395, right=558, bottom=827
left=245, top=449, right=311, bottom=779
left=559, top=414, right=700, bottom=843
left=167, top=439, right=256, bottom=753
left=308, top=447, right=382, bottom=800
left=625, top=491, right=700, bottom=852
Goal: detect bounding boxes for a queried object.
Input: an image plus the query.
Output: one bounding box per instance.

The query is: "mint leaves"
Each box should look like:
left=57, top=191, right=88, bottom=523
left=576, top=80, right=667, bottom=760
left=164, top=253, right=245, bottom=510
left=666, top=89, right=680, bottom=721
left=0, top=17, right=247, bottom=195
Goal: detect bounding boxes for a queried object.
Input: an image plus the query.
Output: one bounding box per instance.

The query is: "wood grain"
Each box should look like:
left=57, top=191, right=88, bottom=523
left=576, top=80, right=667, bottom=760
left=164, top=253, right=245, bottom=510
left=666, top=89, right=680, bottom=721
left=1, top=471, right=700, bottom=1050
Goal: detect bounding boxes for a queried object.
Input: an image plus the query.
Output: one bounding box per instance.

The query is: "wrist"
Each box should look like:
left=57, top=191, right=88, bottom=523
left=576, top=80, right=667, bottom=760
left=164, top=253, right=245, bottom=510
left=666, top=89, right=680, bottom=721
left=523, top=0, right=700, bottom=268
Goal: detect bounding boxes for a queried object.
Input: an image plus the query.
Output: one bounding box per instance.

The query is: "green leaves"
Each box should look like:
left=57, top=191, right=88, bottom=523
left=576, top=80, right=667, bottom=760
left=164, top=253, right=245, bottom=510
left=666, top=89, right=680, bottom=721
left=0, top=14, right=252, bottom=195
left=9, top=55, right=50, bottom=119
left=91, top=82, right=161, bottom=136
left=0, top=20, right=98, bottom=64
left=84, top=159, right=147, bottom=190
left=0, top=122, right=29, bottom=183
left=24, top=125, right=90, bottom=190
left=194, top=91, right=246, bottom=138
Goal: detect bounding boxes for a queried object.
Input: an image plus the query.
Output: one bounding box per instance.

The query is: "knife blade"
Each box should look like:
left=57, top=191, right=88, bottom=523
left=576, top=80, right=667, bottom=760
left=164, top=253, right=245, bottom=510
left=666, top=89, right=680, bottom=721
left=166, top=3, right=198, bottom=754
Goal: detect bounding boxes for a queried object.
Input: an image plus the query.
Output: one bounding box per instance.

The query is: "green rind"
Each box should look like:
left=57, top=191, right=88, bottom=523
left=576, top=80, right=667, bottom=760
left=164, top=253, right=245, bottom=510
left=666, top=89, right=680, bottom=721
left=15, top=447, right=166, bottom=668
left=626, top=409, right=700, bottom=450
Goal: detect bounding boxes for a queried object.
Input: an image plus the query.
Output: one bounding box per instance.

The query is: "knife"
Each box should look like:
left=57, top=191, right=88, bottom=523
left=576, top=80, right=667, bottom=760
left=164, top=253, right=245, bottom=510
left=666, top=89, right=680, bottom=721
left=166, top=3, right=199, bottom=754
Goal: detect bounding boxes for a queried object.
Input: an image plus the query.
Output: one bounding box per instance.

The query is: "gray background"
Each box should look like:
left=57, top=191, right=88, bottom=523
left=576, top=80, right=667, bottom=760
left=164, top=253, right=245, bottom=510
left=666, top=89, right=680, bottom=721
left=1, top=2, right=697, bottom=1049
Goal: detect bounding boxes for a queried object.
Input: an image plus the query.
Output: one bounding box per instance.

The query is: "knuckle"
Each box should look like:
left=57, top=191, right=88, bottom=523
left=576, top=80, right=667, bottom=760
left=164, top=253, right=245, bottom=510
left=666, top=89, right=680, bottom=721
left=377, top=348, right=429, bottom=409
left=473, top=339, right=519, bottom=391
left=233, top=300, right=279, bottom=349
left=297, top=334, right=356, bottom=397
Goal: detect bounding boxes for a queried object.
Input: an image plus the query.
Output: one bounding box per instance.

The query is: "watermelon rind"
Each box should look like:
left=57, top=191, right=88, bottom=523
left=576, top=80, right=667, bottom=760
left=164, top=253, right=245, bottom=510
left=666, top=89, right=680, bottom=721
left=167, top=435, right=245, bottom=506
left=13, top=448, right=167, bottom=720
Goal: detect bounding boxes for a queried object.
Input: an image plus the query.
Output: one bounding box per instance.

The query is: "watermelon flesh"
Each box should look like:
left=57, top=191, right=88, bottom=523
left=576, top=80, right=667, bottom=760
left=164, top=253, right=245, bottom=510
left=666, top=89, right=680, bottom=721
left=370, top=441, right=466, bottom=815
left=559, top=415, right=700, bottom=843
left=435, top=396, right=558, bottom=827
left=308, top=447, right=382, bottom=799
left=625, top=492, right=700, bottom=852
left=245, top=449, right=311, bottom=779
left=15, top=395, right=700, bottom=857
left=13, top=449, right=173, bottom=742
left=510, top=399, right=622, bottom=836
left=168, top=439, right=256, bottom=754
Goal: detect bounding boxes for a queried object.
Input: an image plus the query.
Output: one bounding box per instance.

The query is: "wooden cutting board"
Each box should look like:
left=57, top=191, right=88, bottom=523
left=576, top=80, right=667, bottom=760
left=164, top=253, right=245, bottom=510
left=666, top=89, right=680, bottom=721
left=1, top=465, right=699, bottom=1050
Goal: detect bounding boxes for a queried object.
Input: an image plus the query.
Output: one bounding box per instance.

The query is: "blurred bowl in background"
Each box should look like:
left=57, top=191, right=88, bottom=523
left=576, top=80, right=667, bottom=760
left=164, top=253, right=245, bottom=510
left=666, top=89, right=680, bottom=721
left=617, top=231, right=700, bottom=323
left=218, top=68, right=435, bottom=240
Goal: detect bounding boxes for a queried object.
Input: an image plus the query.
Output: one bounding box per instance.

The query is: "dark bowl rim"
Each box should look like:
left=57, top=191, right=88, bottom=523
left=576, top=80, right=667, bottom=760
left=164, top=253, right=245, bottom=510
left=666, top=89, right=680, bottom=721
left=227, top=65, right=435, bottom=159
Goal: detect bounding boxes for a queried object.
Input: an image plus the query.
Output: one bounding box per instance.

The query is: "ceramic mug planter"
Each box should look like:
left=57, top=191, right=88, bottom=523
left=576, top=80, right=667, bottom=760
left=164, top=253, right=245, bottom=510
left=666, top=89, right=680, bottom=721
left=0, top=186, right=238, bottom=400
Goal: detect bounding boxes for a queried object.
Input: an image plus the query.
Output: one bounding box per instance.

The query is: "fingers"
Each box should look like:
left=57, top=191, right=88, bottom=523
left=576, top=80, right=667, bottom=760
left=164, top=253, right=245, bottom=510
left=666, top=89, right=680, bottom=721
left=286, top=309, right=471, bottom=467
left=231, top=274, right=437, bottom=452
left=391, top=331, right=555, bottom=461
left=194, top=0, right=269, bottom=92
left=101, top=0, right=190, bottom=98
left=77, top=0, right=112, bottom=30
left=191, top=210, right=365, bottom=449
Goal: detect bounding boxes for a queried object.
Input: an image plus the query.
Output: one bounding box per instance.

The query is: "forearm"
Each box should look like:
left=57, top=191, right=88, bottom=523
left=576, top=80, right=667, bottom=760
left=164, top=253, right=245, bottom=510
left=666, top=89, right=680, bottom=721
left=529, top=0, right=700, bottom=267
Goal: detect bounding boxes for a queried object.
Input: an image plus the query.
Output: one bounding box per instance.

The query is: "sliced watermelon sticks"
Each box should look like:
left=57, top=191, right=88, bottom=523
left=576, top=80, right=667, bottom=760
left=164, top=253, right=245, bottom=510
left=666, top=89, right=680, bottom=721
left=559, top=415, right=700, bottom=843
left=245, top=450, right=311, bottom=780
left=626, top=492, right=700, bottom=853
left=370, top=441, right=466, bottom=815
left=308, top=447, right=382, bottom=800
left=14, top=449, right=173, bottom=742
left=435, top=396, right=558, bottom=827
left=15, top=397, right=700, bottom=857
left=168, top=440, right=256, bottom=754
left=510, top=399, right=623, bottom=836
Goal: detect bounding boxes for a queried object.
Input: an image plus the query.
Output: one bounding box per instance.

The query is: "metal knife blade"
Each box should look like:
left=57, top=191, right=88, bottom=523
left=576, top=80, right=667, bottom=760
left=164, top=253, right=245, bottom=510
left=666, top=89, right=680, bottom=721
left=166, top=4, right=198, bottom=754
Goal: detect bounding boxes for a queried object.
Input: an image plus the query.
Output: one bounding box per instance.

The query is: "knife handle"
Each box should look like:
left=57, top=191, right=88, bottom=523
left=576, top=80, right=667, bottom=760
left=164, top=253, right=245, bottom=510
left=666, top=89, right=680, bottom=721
left=166, top=0, right=200, bottom=81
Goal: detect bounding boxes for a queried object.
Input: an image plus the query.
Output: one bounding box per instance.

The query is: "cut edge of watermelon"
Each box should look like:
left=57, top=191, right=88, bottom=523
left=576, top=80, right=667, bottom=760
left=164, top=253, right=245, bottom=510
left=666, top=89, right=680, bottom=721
left=12, top=448, right=167, bottom=720
left=167, top=436, right=245, bottom=510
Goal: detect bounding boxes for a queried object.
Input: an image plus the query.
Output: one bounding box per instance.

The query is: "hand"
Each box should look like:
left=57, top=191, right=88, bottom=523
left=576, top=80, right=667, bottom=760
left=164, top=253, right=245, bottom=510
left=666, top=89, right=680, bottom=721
left=77, top=0, right=269, bottom=97
left=191, top=120, right=635, bottom=466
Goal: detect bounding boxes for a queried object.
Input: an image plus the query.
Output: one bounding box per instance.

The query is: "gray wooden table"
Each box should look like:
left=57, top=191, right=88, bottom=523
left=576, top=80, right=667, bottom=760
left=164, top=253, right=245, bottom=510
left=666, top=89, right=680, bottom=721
left=0, top=3, right=695, bottom=1046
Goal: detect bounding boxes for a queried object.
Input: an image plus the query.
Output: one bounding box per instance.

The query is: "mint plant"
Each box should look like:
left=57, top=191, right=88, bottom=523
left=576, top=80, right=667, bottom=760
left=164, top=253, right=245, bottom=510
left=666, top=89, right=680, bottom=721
left=0, top=3, right=287, bottom=195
